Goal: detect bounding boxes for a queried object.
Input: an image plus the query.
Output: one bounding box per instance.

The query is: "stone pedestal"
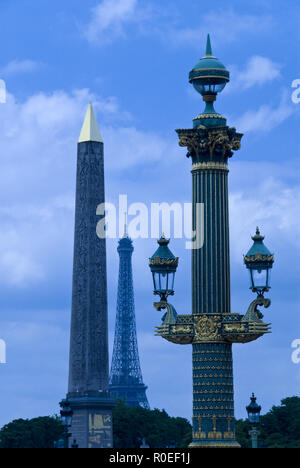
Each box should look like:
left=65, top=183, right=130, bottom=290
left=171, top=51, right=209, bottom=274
left=68, top=392, right=115, bottom=448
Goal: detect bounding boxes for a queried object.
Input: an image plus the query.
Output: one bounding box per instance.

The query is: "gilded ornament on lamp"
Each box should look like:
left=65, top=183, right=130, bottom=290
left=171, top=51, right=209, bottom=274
left=194, top=316, right=220, bottom=341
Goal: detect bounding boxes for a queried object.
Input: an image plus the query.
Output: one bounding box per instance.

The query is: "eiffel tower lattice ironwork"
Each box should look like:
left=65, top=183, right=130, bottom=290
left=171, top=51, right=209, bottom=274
left=109, top=231, right=150, bottom=409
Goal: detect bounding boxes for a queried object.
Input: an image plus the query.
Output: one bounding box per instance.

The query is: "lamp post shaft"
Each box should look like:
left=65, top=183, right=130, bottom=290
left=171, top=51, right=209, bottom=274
left=192, top=167, right=231, bottom=316
left=181, top=127, right=241, bottom=447
left=252, top=435, right=258, bottom=449
left=249, top=428, right=260, bottom=448
left=190, top=160, right=236, bottom=444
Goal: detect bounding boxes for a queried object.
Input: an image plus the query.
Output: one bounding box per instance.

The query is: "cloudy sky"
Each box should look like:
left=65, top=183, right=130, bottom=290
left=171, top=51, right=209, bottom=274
left=0, top=0, right=299, bottom=427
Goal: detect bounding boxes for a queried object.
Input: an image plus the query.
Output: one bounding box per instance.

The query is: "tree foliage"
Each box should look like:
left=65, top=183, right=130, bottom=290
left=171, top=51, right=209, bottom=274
left=0, top=416, right=63, bottom=448
left=236, top=396, right=300, bottom=448
left=1, top=396, right=299, bottom=448
left=113, top=400, right=192, bottom=448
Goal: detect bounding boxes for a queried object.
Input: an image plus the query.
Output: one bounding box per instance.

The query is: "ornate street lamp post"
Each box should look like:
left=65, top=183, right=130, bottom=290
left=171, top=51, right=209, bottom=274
left=59, top=399, right=73, bottom=449
left=148, top=35, right=274, bottom=448
left=246, top=394, right=261, bottom=448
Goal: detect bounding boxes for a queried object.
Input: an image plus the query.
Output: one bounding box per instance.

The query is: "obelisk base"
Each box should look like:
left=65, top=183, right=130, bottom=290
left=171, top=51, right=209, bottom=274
left=67, top=392, right=115, bottom=448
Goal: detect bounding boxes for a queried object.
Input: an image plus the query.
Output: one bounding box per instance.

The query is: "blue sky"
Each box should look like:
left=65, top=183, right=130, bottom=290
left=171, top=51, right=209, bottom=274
left=0, top=0, right=299, bottom=427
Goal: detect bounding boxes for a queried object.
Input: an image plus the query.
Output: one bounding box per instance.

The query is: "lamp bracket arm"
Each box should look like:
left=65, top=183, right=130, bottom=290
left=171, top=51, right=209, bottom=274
left=242, top=296, right=271, bottom=323
left=161, top=303, right=178, bottom=325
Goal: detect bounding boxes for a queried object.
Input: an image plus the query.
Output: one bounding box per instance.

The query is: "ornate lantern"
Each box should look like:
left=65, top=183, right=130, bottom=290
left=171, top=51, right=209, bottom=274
left=59, top=399, right=73, bottom=449
left=59, top=399, right=73, bottom=428
left=149, top=236, right=179, bottom=303
left=189, top=34, right=230, bottom=128
left=246, top=393, right=261, bottom=424
left=244, top=228, right=274, bottom=295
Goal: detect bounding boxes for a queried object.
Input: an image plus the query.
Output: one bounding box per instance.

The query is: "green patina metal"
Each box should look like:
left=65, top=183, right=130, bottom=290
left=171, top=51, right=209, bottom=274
left=149, top=236, right=179, bottom=303
left=150, top=236, right=178, bottom=263
left=206, top=33, right=213, bottom=56
left=189, top=34, right=230, bottom=128
left=244, top=228, right=274, bottom=295
left=244, top=228, right=274, bottom=269
left=149, top=35, right=274, bottom=449
left=189, top=35, right=229, bottom=82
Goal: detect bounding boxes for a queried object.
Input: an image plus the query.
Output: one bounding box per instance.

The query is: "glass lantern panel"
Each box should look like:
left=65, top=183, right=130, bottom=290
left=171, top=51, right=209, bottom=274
left=169, top=272, right=175, bottom=292
left=159, top=272, right=168, bottom=292
left=250, top=268, right=268, bottom=290
left=249, top=269, right=255, bottom=289
left=152, top=272, right=159, bottom=291
left=193, top=83, right=211, bottom=94
left=248, top=413, right=259, bottom=424
left=66, top=415, right=72, bottom=427
left=193, top=82, right=226, bottom=95
left=193, top=83, right=204, bottom=94
left=61, top=415, right=67, bottom=426
left=214, top=83, right=226, bottom=93
left=266, top=269, right=271, bottom=289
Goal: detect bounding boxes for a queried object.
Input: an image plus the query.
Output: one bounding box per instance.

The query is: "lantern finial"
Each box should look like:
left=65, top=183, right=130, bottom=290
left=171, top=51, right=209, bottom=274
left=205, top=34, right=213, bottom=56
left=188, top=35, right=230, bottom=128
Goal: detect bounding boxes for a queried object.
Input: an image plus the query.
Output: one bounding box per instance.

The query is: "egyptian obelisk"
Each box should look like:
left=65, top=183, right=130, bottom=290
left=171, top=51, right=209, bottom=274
left=67, top=104, right=114, bottom=448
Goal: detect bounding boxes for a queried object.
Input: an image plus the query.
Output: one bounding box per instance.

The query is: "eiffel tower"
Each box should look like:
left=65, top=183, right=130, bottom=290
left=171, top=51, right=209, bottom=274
left=110, top=228, right=150, bottom=409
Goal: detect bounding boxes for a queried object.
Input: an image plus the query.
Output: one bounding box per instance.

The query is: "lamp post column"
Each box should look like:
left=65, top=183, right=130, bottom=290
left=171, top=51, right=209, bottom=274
left=249, top=428, right=260, bottom=449
left=150, top=34, right=274, bottom=450
left=178, top=126, right=241, bottom=447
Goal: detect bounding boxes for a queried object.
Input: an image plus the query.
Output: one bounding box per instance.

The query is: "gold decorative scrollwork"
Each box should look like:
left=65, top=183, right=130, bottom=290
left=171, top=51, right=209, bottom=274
left=194, top=316, right=220, bottom=341
left=223, top=323, right=246, bottom=333
left=208, top=132, right=231, bottom=157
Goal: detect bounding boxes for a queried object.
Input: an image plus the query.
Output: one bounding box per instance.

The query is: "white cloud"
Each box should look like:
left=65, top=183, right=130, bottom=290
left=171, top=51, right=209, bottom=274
left=0, top=319, right=69, bottom=426
left=229, top=56, right=281, bottom=91
left=1, top=321, right=67, bottom=348
left=85, top=0, right=138, bottom=44
left=103, top=126, right=177, bottom=170
left=0, top=251, right=43, bottom=286
left=83, top=5, right=274, bottom=50
left=0, top=197, right=74, bottom=287
left=166, top=11, right=273, bottom=48
left=229, top=162, right=300, bottom=263
left=232, top=92, right=293, bottom=133
left=0, top=87, right=179, bottom=287
left=0, top=60, right=40, bottom=76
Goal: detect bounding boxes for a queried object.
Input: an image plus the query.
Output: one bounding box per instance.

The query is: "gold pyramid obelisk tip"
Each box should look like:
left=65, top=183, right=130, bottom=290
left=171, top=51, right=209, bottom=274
left=78, top=103, right=103, bottom=143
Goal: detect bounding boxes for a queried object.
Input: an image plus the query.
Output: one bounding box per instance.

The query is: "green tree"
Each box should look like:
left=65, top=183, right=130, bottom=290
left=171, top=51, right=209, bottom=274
left=112, top=400, right=192, bottom=448
left=0, top=416, right=63, bottom=448
left=236, top=396, right=300, bottom=448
